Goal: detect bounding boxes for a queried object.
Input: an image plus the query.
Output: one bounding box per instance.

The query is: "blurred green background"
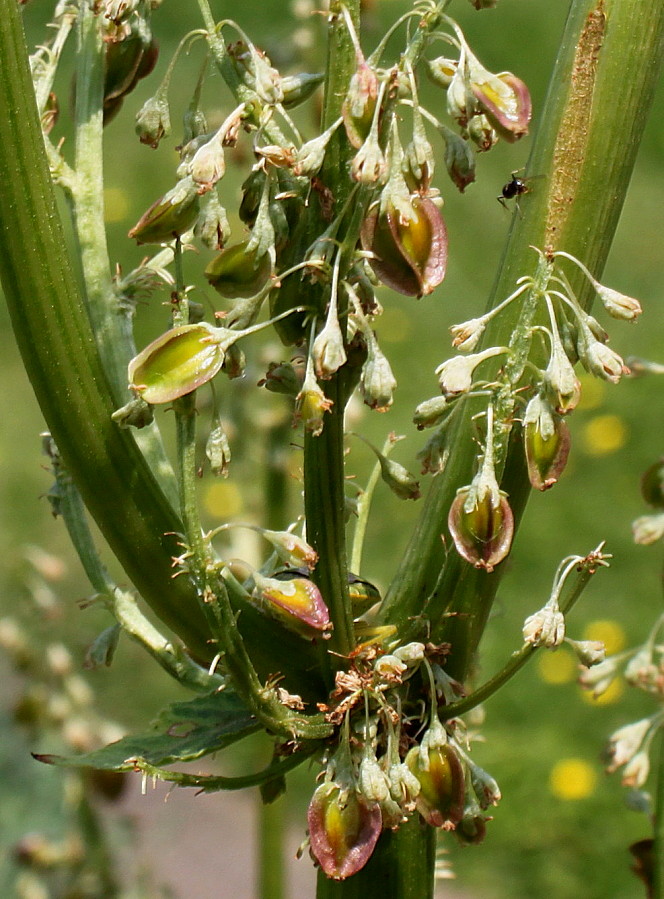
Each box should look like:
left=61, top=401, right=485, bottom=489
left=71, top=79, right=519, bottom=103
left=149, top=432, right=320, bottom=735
left=2, top=0, right=663, bottom=896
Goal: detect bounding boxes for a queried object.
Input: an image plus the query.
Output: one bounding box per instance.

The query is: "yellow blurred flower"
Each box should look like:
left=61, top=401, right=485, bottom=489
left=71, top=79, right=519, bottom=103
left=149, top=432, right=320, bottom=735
left=581, top=414, right=628, bottom=457
left=577, top=376, right=605, bottom=411
left=583, top=619, right=626, bottom=655
left=537, top=649, right=576, bottom=684
left=203, top=481, right=244, bottom=520
left=580, top=677, right=625, bottom=706
left=549, top=758, right=597, bottom=800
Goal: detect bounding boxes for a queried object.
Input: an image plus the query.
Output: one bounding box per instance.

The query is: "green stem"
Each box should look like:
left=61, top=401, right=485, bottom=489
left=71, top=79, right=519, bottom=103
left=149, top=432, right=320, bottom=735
left=71, top=2, right=179, bottom=504
left=316, top=815, right=436, bottom=899
left=653, top=731, right=664, bottom=899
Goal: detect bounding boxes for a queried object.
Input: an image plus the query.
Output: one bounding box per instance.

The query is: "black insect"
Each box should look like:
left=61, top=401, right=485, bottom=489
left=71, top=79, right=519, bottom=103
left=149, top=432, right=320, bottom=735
left=498, top=171, right=531, bottom=210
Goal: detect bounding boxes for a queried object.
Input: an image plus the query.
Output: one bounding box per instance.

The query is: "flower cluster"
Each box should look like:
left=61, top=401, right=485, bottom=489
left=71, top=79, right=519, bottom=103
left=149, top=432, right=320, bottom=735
left=306, top=647, right=500, bottom=879
left=414, top=248, right=642, bottom=572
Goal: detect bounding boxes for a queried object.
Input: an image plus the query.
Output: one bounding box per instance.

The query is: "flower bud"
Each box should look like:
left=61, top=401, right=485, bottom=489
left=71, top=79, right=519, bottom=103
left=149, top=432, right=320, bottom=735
left=128, top=323, right=226, bottom=404
left=259, top=361, right=303, bottom=397
left=294, top=361, right=333, bottom=436
left=307, top=782, right=382, bottom=880
left=466, top=114, right=498, bottom=152
left=393, top=642, right=426, bottom=665
left=566, top=638, right=605, bottom=667
left=293, top=119, right=340, bottom=177
left=449, top=316, right=485, bottom=352
left=135, top=89, right=170, bottom=149
left=280, top=72, right=325, bottom=109
left=359, top=755, right=390, bottom=803
left=632, top=513, right=664, bottom=545
left=425, top=57, right=457, bottom=89
left=523, top=394, right=571, bottom=491
left=641, top=459, right=664, bottom=509
left=596, top=285, right=642, bottom=321
left=605, top=718, right=652, bottom=773
left=578, top=656, right=621, bottom=698
left=342, top=60, right=379, bottom=149
left=544, top=337, right=581, bottom=415
left=262, top=531, right=318, bottom=570
left=205, top=422, right=231, bottom=477
left=440, top=127, right=476, bottom=193
left=522, top=599, right=565, bottom=648
left=128, top=177, right=199, bottom=245
left=360, top=333, right=397, bottom=412
left=448, top=485, right=513, bottom=572
left=374, top=654, right=407, bottom=680
left=351, top=132, right=387, bottom=185
left=622, top=750, right=651, bottom=789
left=436, top=347, right=504, bottom=396
left=190, top=135, right=226, bottom=192
left=417, top=428, right=450, bottom=475
left=195, top=192, right=231, bottom=252
left=406, top=742, right=465, bottom=829
left=413, top=396, right=448, bottom=430
left=578, top=332, right=627, bottom=384
left=375, top=453, right=421, bottom=501
left=222, top=342, right=245, bottom=380
left=360, top=197, right=447, bottom=297
left=313, top=304, right=347, bottom=380
left=252, top=571, right=330, bottom=638
left=204, top=242, right=272, bottom=299
left=111, top=396, right=154, bottom=429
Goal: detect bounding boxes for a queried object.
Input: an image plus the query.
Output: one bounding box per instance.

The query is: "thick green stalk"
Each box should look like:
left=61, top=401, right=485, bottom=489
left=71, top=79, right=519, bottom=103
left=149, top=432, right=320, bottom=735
left=382, top=0, right=664, bottom=682
left=0, top=0, right=213, bottom=658
left=316, top=816, right=436, bottom=899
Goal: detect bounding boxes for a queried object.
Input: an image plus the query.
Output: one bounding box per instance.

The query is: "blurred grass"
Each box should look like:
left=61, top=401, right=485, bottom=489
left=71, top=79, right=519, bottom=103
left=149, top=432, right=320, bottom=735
left=1, top=1, right=663, bottom=897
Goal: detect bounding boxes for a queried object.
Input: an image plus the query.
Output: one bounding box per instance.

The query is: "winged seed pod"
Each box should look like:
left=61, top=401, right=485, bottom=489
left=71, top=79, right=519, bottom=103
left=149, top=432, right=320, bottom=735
left=204, top=242, right=272, bottom=299
left=307, top=782, right=382, bottom=880
left=360, top=197, right=447, bottom=297
left=128, top=177, right=200, bottom=244
left=405, top=740, right=465, bottom=829
left=523, top=393, right=571, bottom=491
left=252, top=571, right=330, bottom=638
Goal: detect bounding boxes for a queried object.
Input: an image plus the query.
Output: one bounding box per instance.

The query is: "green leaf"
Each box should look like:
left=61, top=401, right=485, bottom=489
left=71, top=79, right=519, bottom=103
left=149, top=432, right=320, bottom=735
left=35, top=690, right=258, bottom=771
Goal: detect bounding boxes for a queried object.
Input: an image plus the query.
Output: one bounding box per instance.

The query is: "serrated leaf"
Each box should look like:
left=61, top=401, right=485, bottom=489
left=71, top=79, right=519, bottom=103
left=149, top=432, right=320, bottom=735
left=34, top=690, right=258, bottom=771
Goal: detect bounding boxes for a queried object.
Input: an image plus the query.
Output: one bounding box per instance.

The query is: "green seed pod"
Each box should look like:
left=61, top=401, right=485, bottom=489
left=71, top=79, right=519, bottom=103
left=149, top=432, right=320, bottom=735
left=204, top=242, right=272, bottom=300
left=448, top=485, right=514, bottom=572
left=128, top=323, right=225, bottom=404
left=252, top=571, right=330, bottom=639
left=104, top=34, right=159, bottom=127
left=471, top=71, right=531, bottom=143
left=128, top=178, right=199, bottom=245
left=280, top=72, right=324, bottom=109
left=347, top=574, right=381, bottom=615
left=524, top=394, right=571, bottom=491
left=405, top=742, right=465, bottom=829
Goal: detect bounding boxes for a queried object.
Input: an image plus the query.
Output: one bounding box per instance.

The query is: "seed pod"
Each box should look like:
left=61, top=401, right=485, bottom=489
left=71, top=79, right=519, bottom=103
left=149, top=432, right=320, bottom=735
left=205, top=242, right=272, bottom=299
left=405, top=742, right=465, bottom=829
left=280, top=72, right=325, bottom=109
left=347, top=574, right=381, bottom=615
left=360, top=197, right=447, bottom=297
left=471, top=72, right=531, bottom=143
left=104, top=34, right=159, bottom=128
left=448, top=486, right=514, bottom=572
left=523, top=394, right=571, bottom=491
left=128, top=178, right=199, bottom=244
left=307, top=783, right=382, bottom=880
left=253, top=571, right=330, bottom=639
left=128, top=323, right=225, bottom=404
